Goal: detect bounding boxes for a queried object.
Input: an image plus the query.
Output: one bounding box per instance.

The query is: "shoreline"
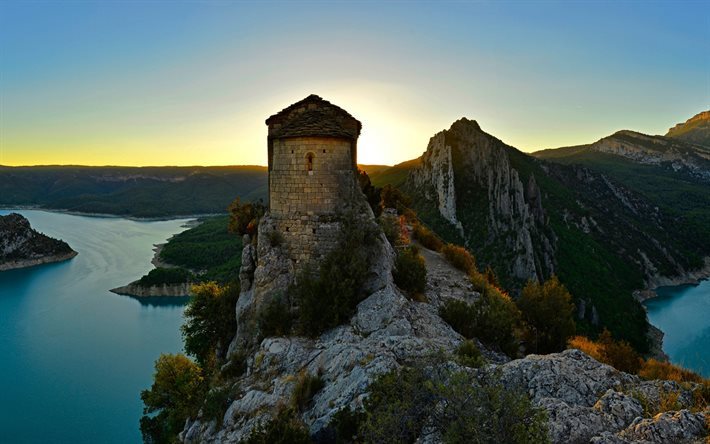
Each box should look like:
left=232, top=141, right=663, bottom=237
left=634, top=257, right=710, bottom=303
left=0, top=251, right=78, bottom=272
left=0, top=205, right=221, bottom=222
left=634, top=257, right=710, bottom=362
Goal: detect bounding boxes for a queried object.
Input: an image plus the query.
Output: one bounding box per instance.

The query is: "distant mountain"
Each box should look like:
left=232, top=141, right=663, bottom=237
left=0, top=165, right=268, bottom=218
left=0, top=213, right=77, bottom=271
left=535, top=130, right=710, bottom=182
left=666, top=110, right=710, bottom=147
left=368, top=158, right=420, bottom=188
left=380, top=118, right=710, bottom=352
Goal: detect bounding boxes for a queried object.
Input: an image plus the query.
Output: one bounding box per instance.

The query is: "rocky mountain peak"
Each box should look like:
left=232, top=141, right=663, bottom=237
left=666, top=110, right=710, bottom=147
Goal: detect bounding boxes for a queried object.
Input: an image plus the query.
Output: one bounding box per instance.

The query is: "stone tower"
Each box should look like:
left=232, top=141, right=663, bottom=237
left=265, top=94, right=362, bottom=265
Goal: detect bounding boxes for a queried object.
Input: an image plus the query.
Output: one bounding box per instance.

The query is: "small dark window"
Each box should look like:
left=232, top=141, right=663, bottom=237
left=285, top=227, right=290, bottom=232
left=306, top=152, right=314, bottom=172
left=322, top=149, right=326, bottom=153
left=291, top=150, right=294, bottom=154
left=312, top=228, right=316, bottom=234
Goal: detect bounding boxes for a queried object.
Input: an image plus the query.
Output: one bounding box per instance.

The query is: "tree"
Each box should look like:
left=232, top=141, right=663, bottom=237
left=393, top=245, right=427, bottom=296
left=518, top=276, right=576, bottom=354
left=182, top=282, right=239, bottom=373
left=140, top=354, right=206, bottom=444
left=227, top=198, right=266, bottom=236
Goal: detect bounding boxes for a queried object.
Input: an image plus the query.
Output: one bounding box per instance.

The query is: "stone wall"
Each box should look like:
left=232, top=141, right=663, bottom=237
left=270, top=136, right=355, bottom=217
left=268, top=136, right=357, bottom=265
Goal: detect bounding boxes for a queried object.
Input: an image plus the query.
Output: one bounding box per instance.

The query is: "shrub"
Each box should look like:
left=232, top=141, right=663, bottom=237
left=379, top=213, right=406, bottom=247
left=360, top=364, right=549, bottom=444
left=140, top=354, right=206, bottom=444
left=484, top=265, right=499, bottom=287
left=221, top=351, right=247, bottom=379
left=598, top=329, right=642, bottom=374
left=393, top=245, right=427, bottom=296
left=568, top=331, right=641, bottom=374
left=319, top=407, right=365, bottom=444
left=202, top=386, right=232, bottom=422
left=455, top=340, right=485, bottom=368
left=517, top=276, right=576, bottom=354
left=182, top=282, right=239, bottom=372
left=227, top=198, right=265, bottom=236
left=240, top=408, right=312, bottom=444
left=639, top=359, right=703, bottom=383
left=441, top=244, right=477, bottom=274
left=380, top=184, right=411, bottom=212
left=440, top=290, right=521, bottom=358
left=291, top=371, right=325, bottom=412
left=440, top=299, right=478, bottom=339
left=412, top=223, right=443, bottom=252
left=292, top=219, right=374, bottom=337
left=567, top=335, right=603, bottom=361
left=258, top=294, right=292, bottom=337
left=268, top=229, right=284, bottom=247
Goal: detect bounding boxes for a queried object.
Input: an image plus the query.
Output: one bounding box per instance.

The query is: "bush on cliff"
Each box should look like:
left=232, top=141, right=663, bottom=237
left=441, top=244, right=477, bottom=274
left=240, top=408, right=312, bottom=444
left=412, top=223, right=444, bottom=252
left=291, top=219, right=375, bottom=337
left=440, top=287, right=522, bottom=357
left=228, top=197, right=266, bottom=236
left=393, top=245, right=427, bottom=297
left=360, top=363, right=549, bottom=444
left=517, top=276, right=576, bottom=354
left=140, top=354, right=206, bottom=444
left=568, top=330, right=641, bottom=374
left=182, top=282, right=239, bottom=373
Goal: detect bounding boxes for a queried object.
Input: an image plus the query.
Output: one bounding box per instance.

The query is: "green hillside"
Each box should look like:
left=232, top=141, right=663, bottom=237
left=0, top=165, right=267, bottom=218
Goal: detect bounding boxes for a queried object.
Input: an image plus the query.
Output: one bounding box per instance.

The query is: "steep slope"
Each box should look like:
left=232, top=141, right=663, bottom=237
left=666, top=110, right=710, bottom=147
left=533, top=131, right=710, bottom=278
left=0, top=213, right=77, bottom=271
left=403, top=119, right=710, bottom=351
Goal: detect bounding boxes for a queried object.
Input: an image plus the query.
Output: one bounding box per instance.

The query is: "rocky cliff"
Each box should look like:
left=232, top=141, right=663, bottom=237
left=667, top=110, right=710, bottom=148
left=181, top=242, right=708, bottom=444
left=0, top=213, right=77, bottom=271
left=406, top=118, right=555, bottom=283
left=400, top=118, right=710, bottom=352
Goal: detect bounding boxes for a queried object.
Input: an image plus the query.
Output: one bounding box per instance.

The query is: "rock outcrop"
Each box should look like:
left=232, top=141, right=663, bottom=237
left=667, top=110, right=710, bottom=148
left=181, top=240, right=708, bottom=443
left=0, top=213, right=77, bottom=271
left=588, top=130, right=710, bottom=182
left=406, top=118, right=555, bottom=283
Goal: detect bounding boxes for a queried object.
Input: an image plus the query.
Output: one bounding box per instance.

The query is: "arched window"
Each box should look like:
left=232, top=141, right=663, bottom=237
left=306, top=152, right=314, bottom=174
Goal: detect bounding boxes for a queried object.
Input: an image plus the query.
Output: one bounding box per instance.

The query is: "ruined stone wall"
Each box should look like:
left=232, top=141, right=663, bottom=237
left=268, top=136, right=356, bottom=265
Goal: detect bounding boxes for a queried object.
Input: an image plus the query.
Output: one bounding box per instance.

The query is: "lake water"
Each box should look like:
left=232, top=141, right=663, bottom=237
left=0, top=209, right=192, bottom=443
left=645, top=279, right=710, bottom=377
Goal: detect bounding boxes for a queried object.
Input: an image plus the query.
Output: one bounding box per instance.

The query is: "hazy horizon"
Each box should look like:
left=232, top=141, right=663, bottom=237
left=1, top=1, right=708, bottom=167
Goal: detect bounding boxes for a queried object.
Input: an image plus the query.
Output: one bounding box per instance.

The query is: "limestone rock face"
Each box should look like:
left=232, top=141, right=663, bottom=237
left=0, top=213, right=77, bottom=271
left=491, top=349, right=708, bottom=444
left=666, top=110, right=710, bottom=148
left=406, top=118, right=555, bottom=282
left=590, top=130, right=710, bottom=182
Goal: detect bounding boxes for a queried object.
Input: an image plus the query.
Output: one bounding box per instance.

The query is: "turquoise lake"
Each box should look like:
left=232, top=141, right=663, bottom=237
left=0, top=209, right=191, bottom=443
left=645, top=280, right=710, bottom=377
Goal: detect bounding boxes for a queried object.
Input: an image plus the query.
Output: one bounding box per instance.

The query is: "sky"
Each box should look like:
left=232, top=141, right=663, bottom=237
left=0, top=1, right=708, bottom=167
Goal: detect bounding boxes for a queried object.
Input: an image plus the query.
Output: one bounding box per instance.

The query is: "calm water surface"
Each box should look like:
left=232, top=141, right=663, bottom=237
left=645, top=280, right=710, bottom=377
left=0, top=209, right=192, bottom=443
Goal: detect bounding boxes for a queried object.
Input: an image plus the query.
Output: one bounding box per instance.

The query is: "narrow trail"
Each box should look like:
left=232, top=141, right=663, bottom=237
left=416, top=243, right=480, bottom=308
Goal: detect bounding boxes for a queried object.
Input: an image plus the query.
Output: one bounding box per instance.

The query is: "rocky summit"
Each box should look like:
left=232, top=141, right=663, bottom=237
left=0, top=213, right=77, bottom=271
left=181, top=239, right=708, bottom=444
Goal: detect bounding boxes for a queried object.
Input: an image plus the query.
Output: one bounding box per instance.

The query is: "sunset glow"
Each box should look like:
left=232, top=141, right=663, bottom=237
left=1, top=1, right=708, bottom=167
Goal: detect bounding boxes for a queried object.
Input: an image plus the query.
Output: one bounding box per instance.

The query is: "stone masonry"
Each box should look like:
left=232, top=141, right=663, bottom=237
left=265, top=95, right=362, bottom=266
